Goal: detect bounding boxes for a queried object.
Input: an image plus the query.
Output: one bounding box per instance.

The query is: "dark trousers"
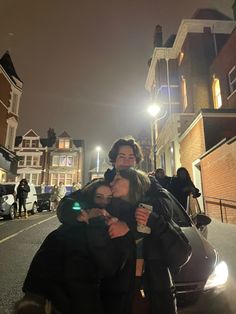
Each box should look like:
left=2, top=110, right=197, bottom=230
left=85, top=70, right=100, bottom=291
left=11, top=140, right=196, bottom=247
left=100, top=249, right=136, bottom=314
left=144, top=260, right=177, bottom=314
left=18, top=198, right=27, bottom=216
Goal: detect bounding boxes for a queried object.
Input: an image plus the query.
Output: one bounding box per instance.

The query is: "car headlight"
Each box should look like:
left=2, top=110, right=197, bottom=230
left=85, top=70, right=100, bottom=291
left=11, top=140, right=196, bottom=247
left=204, top=261, right=228, bottom=290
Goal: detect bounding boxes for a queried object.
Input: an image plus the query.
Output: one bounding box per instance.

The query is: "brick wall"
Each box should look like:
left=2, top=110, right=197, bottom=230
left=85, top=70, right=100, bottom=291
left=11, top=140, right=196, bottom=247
left=180, top=118, right=206, bottom=178
left=210, top=29, right=236, bottom=108
left=201, top=139, right=236, bottom=224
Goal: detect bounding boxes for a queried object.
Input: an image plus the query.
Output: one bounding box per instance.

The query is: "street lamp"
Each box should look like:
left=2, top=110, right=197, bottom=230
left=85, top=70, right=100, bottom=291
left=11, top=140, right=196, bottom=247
left=96, top=146, right=101, bottom=173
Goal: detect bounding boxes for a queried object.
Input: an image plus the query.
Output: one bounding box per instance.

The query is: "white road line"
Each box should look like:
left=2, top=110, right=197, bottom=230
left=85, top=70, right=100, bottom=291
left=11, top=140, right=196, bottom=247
left=0, top=215, right=56, bottom=244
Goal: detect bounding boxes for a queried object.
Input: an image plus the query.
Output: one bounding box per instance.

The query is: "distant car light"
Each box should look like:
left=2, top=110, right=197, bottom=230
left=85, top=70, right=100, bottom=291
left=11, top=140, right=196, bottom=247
left=204, top=261, right=228, bottom=290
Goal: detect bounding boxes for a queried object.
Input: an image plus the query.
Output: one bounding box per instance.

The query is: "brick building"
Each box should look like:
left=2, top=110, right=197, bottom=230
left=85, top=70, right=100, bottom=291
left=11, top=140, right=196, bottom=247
left=0, top=51, right=22, bottom=182
left=15, top=130, right=85, bottom=189
left=145, top=7, right=236, bottom=222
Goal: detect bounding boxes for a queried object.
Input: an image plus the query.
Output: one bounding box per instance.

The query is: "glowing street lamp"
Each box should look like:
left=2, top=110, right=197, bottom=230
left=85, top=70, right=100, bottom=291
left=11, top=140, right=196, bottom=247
left=96, top=146, right=101, bottom=173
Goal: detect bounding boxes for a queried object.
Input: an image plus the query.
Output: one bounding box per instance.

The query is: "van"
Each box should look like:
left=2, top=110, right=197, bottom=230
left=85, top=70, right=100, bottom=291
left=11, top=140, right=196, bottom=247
left=0, top=182, right=38, bottom=220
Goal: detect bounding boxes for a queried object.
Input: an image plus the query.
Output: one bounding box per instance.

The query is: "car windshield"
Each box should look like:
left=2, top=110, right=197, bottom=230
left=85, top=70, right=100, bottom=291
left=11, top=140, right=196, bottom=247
left=168, top=193, right=192, bottom=227
left=2, top=184, right=15, bottom=195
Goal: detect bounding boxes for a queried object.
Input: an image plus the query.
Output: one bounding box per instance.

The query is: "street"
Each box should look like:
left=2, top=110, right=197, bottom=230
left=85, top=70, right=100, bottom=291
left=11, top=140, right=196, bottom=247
left=0, top=214, right=236, bottom=314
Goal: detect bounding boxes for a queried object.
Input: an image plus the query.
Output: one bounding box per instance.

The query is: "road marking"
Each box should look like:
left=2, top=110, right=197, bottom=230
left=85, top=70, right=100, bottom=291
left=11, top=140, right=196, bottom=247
left=0, top=215, right=57, bottom=244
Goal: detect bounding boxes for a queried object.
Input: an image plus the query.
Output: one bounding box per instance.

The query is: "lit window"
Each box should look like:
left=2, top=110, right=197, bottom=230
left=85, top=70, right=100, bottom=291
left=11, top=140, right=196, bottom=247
left=181, top=76, right=188, bottom=110
left=51, top=173, right=58, bottom=186
left=59, top=139, right=70, bottom=149
left=59, top=173, right=65, bottom=183
left=25, top=174, right=31, bottom=182
left=212, top=77, right=222, bottom=109
left=178, top=52, right=184, bottom=66
left=228, top=66, right=236, bottom=95
left=66, top=174, right=73, bottom=185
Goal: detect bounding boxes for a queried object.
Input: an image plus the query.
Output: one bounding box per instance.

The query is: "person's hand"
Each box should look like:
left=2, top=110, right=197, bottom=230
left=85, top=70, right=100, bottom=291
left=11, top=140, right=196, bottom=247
left=107, top=219, right=130, bottom=238
left=88, top=208, right=111, bottom=219
left=135, top=207, right=151, bottom=226
left=76, top=210, right=89, bottom=224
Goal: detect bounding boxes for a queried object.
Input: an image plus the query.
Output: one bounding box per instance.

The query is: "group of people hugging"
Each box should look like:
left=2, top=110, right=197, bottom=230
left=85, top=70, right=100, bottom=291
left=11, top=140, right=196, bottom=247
left=15, top=137, right=192, bottom=314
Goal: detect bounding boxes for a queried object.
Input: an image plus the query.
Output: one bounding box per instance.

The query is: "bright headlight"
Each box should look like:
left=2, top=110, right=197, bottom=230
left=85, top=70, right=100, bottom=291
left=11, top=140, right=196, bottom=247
left=204, top=261, right=228, bottom=290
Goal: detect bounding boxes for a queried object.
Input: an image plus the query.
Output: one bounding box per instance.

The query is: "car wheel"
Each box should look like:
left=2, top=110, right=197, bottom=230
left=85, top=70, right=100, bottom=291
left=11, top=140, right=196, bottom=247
left=8, top=205, right=16, bottom=220
left=31, top=202, right=38, bottom=215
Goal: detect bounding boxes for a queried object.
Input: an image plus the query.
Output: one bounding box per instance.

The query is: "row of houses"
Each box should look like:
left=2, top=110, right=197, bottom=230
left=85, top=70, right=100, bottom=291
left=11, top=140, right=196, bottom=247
left=144, top=6, right=236, bottom=222
left=0, top=52, right=85, bottom=187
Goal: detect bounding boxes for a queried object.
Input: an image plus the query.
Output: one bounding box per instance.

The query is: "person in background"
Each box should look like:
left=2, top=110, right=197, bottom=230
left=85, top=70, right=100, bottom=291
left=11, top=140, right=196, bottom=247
left=155, top=168, right=171, bottom=190
left=50, top=184, right=58, bottom=211
left=40, top=182, right=45, bottom=194
left=71, top=182, right=81, bottom=193
left=16, top=179, right=30, bottom=218
left=169, top=167, right=201, bottom=210
left=56, top=182, right=67, bottom=202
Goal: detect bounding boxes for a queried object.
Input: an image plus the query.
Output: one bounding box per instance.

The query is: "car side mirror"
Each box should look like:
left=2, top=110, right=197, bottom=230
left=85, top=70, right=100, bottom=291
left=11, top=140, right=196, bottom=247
left=195, top=214, right=211, bottom=228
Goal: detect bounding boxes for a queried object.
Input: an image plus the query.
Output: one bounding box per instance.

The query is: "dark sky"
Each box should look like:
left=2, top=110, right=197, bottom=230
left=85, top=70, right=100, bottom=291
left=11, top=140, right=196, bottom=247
left=0, top=0, right=233, bottom=169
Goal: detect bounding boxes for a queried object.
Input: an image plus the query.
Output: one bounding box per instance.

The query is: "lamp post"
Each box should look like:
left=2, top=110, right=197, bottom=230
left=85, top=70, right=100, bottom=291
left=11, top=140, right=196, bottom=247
left=95, top=146, right=101, bottom=173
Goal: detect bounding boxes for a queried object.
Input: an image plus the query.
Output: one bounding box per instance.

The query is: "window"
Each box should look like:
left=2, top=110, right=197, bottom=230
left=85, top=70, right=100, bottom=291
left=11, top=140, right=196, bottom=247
left=19, top=157, right=25, bottom=166
left=31, top=174, right=38, bottom=185
left=51, top=173, right=58, bottom=186
left=59, top=173, right=65, bottom=183
left=181, top=76, right=188, bottom=110
left=59, top=138, right=70, bottom=149
left=52, top=155, right=73, bottom=167
left=32, top=156, right=39, bottom=166
left=59, top=156, right=67, bottom=166
left=212, top=77, right=222, bottom=109
left=11, top=93, right=18, bottom=114
left=7, top=126, right=15, bottom=150
left=66, top=174, right=73, bottom=185
left=23, top=140, right=30, bottom=147
left=52, top=156, right=59, bottom=166
left=24, top=174, right=31, bottom=182
left=32, top=140, right=39, bottom=148
left=26, top=156, right=32, bottom=166
left=67, top=156, right=73, bottom=166
left=228, top=66, right=236, bottom=95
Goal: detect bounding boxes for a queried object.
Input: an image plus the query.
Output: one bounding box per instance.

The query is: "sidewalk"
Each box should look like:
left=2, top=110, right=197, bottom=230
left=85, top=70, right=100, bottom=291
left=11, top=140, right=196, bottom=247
left=207, top=218, right=236, bottom=278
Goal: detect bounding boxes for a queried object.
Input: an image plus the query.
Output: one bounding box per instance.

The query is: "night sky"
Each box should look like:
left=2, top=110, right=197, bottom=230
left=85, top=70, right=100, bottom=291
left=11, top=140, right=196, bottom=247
left=0, top=0, right=233, bottom=170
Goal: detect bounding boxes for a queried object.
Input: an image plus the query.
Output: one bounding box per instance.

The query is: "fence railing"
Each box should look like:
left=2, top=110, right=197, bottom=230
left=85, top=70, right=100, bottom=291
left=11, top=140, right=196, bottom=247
left=204, top=196, right=236, bottom=223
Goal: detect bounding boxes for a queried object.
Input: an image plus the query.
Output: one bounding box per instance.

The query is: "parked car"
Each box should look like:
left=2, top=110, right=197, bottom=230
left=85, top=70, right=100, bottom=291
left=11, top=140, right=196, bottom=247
left=0, top=182, right=38, bottom=220
left=134, top=194, right=228, bottom=310
left=36, top=192, right=51, bottom=212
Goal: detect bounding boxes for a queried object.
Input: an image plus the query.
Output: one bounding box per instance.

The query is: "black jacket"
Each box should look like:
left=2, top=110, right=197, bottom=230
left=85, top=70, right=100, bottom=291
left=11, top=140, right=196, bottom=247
left=16, top=183, right=30, bottom=200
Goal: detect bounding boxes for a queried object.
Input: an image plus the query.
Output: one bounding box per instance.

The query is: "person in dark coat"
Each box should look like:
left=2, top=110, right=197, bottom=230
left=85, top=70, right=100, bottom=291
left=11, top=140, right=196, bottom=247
left=169, top=167, right=201, bottom=210
left=18, top=179, right=136, bottom=314
left=16, top=179, right=30, bottom=218
left=154, top=168, right=171, bottom=190
left=57, top=137, right=192, bottom=314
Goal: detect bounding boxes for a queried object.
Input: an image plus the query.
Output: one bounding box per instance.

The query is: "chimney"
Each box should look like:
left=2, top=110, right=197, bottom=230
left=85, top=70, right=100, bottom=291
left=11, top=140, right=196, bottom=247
left=233, top=0, right=236, bottom=20
left=153, top=25, right=163, bottom=47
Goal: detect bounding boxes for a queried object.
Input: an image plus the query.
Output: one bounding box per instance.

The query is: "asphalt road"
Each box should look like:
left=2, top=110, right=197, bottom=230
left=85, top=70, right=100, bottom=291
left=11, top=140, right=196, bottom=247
left=0, top=214, right=236, bottom=314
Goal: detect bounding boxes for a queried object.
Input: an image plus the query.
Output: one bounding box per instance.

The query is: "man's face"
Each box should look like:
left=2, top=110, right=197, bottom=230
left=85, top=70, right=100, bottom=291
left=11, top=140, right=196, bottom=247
left=114, top=145, right=137, bottom=170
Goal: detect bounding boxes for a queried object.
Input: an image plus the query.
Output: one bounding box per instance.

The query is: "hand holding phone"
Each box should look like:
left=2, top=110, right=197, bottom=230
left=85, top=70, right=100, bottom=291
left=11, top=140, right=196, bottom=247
left=136, top=203, right=153, bottom=234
